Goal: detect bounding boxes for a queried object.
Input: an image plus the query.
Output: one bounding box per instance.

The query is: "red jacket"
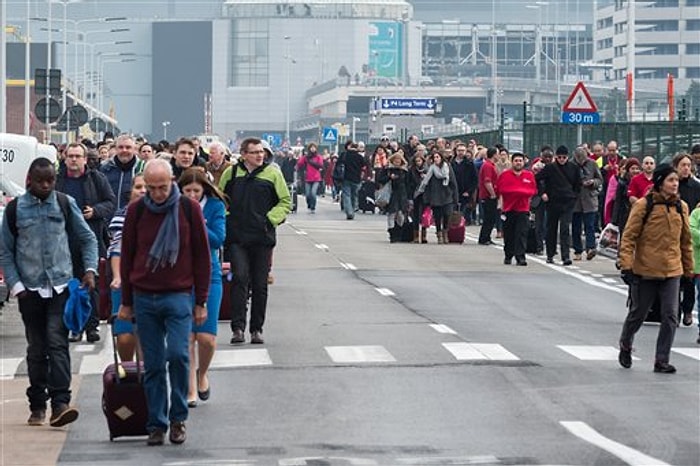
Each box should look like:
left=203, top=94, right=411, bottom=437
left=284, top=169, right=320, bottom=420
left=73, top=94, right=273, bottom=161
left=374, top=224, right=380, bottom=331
left=627, top=173, right=653, bottom=200
left=120, top=196, right=211, bottom=307
left=478, top=159, right=499, bottom=200
left=296, top=153, right=324, bottom=183
left=497, top=169, right=537, bottom=213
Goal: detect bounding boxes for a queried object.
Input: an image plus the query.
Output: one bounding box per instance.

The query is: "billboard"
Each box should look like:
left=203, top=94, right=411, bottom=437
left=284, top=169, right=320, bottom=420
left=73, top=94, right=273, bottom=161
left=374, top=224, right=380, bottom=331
left=368, top=22, right=402, bottom=79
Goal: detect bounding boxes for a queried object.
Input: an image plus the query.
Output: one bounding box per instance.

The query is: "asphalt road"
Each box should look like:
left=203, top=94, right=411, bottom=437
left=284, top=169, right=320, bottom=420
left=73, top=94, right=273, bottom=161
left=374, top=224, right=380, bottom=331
left=1, top=195, right=699, bottom=466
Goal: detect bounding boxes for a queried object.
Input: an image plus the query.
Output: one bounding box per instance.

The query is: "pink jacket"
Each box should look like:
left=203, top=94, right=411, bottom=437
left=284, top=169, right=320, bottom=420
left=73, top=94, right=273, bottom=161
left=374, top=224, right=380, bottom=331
left=296, top=154, right=324, bottom=183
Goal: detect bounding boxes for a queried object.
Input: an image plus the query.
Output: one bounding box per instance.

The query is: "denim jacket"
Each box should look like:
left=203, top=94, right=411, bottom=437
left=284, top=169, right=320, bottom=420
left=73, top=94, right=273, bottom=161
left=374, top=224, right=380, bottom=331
left=0, top=191, right=98, bottom=291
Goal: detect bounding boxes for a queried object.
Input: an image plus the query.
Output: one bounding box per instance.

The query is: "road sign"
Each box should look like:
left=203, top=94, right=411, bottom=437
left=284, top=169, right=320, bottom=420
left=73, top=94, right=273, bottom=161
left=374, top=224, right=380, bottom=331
left=322, top=127, right=338, bottom=143
left=379, top=98, right=437, bottom=115
left=562, top=82, right=597, bottom=113
left=561, top=111, right=600, bottom=125
left=34, top=68, right=61, bottom=96
left=262, top=133, right=283, bottom=148
left=34, top=98, right=61, bottom=123
left=89, top=117, right=107, bottom=133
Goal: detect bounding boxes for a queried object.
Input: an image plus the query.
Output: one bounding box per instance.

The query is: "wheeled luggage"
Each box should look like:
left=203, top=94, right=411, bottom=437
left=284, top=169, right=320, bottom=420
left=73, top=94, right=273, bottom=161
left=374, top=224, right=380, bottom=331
left=446, top=212, right=465, bottom=244
left=102, top=325, right=148, bottom=441
left=288, top=182, right=298, bottom=213
left=358, top=181, right=376, bottom=213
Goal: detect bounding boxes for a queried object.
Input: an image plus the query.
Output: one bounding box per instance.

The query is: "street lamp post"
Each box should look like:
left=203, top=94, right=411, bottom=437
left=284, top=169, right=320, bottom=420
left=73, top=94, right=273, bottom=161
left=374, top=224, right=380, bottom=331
left=284, top=36, right=291, bottom=145
left=162, top=121, right=170, bottom=140
left=351, top=117, right=360, bottom=142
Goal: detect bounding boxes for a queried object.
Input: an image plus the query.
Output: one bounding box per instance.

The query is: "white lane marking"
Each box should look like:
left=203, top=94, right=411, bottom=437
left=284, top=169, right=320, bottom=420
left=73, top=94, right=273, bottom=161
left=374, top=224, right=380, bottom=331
left=325, top=345, right=396, bottom=363
left=314, top=243, right=329, bottom=251
left=396, top=456, right=500, bottom=465
left=602, top=278, right=618, bottom=284
left=671, top=347, right=700, bottom=361
left=577, top=269, right=592, bottom=274
left=560, top=421, right=671, bottom=466
left=164, top=461, right=255, bottom=465
left=557, top=345, right=640, bottom=361
left=375, top=287, right=395, bottom=297
left=430, top=324, right=457, bottom=335
left=617, top=285, right=628, bottom=289
left=443, top=342, right=520, bottom=361
left=569, top=265, right=580, bottom=269
left=590, top=273, right=604, bottom=278
left=0, top=358, right=24, bottom=380
left=211, top=349, right=272, bottom=368
left=73, top=344, right=96, bottom=352
left=295, top=230, right=308, bottom=235
left=340, top=262, right=357, bottom=271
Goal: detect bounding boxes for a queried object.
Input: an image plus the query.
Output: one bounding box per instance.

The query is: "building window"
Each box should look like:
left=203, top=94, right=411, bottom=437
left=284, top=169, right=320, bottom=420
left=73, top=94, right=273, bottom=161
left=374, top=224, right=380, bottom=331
left=687, top=68, right=700, bottom=79
left=649, top=0, right=679, bottom=6
left=636, top=20, right=679, bottom=31
left=229, top=19, right=269, bottom=87
left=637, top=44, right=679, bottom=55
left=597, top=38, right=613, bottom=50
left=636, top=67, right=678, bottom=79
left=687, top=0, right=700, bottom=6
left=688, top=20, right=700, bottom=31
left=687, top=44, right=700, bottom=54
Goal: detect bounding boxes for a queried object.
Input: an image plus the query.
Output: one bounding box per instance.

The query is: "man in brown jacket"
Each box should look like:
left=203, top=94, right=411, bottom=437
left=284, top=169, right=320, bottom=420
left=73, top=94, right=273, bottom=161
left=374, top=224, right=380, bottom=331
left=618, top=164, right=694, bottom=374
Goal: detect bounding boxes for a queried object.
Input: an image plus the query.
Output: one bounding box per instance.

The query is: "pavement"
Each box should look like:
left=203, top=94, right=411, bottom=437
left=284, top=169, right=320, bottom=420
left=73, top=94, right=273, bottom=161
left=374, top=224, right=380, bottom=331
left=1, top=195, right=698, bottom=465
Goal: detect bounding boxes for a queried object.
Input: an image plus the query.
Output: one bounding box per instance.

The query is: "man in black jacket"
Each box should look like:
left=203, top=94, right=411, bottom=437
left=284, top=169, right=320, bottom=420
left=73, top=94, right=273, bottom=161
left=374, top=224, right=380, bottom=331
left=673, top=152, right=700, bottom=326
left=451, top=142, right=478, bottom=224
left=56, top=142, right=116, bottom=342
left=537, top=145, right=581, bottom=266
left=340, top=142, right=368, bottom=220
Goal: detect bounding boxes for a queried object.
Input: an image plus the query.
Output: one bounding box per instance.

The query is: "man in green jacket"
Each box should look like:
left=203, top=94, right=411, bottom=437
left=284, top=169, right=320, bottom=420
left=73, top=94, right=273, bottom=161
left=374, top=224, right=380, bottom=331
left=219, top=137, right=291, bottom=345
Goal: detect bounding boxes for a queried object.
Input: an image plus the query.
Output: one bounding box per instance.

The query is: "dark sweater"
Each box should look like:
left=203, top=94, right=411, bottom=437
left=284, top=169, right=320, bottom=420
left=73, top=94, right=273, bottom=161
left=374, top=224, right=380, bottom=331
left=679, top=176, right=700, bottom=212
left=341, top=149, right=367, bottom=183
left=119, top=196, right=211, bottom=307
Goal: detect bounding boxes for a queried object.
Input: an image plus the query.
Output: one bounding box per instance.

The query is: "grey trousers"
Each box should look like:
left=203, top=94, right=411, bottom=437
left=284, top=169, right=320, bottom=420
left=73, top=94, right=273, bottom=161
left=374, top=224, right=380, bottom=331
left=620, top=276, right=680, bottom=363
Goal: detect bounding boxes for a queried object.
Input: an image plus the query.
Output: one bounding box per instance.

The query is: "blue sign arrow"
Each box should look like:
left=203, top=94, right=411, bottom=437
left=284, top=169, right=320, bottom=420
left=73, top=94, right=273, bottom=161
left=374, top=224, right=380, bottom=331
left=262, top=133, right=283, bottom=148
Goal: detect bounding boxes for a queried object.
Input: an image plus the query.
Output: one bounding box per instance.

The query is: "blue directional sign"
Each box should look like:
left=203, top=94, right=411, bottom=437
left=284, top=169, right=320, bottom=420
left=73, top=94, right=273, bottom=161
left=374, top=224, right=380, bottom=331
left=561, top=111, right=600, bottom=125
left=322, top=127, right=338, bottom=142
left=380, top=98, right=437, bottom=114
left=262, top=133, right=283, bottom=148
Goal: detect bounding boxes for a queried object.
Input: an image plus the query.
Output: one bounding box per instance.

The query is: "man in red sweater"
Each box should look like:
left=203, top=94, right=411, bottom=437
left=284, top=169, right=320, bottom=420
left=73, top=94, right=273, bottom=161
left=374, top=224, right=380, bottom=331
left=118, top=158, right=211, bottom=446
left=627, top=156, right=656, bottom=204
left=477, top=147, right=499, bottom=245
left=497, top=152, right=538, bottom=266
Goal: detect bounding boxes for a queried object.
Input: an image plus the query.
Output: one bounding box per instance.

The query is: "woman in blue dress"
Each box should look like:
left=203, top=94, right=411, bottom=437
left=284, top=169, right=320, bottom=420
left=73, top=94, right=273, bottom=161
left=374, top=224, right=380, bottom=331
left=178, top=167, right=227, bottom=407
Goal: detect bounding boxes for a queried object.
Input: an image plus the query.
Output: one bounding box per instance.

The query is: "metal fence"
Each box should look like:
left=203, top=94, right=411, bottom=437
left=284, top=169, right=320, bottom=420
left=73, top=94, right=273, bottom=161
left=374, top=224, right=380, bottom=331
left=523, top=121, right=700, bottom=162
left=420, top=128, right=504, bottom=148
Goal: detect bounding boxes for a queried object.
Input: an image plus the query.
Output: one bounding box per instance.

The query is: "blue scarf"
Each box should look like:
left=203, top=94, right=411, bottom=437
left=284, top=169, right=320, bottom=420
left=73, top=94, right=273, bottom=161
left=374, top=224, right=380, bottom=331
left=143, top=183, right=181, bottom=271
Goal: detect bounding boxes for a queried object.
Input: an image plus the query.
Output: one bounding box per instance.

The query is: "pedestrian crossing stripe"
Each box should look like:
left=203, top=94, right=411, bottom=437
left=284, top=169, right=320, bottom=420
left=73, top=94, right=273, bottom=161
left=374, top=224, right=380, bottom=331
left=442, top=343, right=519, bottom=361
left=1, top=358, right=23, bottom=379
left=325, top=345, right=396, bottom=363
left=557, top=345, right=640, bottom=361
left=211, top=348, right=272, bottom=367
left=671, top=347, right=700, bottom=360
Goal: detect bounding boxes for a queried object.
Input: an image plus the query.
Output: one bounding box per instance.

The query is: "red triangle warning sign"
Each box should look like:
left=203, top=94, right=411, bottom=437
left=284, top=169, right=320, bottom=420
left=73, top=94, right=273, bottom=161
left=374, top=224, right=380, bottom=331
left=562, top=82, right=597, bottom=113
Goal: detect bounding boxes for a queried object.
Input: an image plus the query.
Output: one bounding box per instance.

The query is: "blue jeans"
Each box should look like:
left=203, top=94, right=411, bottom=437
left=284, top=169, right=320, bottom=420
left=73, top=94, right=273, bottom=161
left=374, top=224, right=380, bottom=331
left=18, top=289, right=71, bottom=411
left=572, top=211, right=597, bottom=254
left=134, top=292, right=192, bottom=432
left=304, top=181, right=320, bottom=211
left=342, top=181, right=361, bottom=217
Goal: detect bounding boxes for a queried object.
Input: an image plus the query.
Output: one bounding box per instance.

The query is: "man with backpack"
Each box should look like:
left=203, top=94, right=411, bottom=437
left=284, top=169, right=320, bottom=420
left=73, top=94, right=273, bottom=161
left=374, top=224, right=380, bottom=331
left=56, top=142, right=116, bottom=343
left=618, top=164, right=694, bottom=374
left=0, top=158, right=98, bottom=428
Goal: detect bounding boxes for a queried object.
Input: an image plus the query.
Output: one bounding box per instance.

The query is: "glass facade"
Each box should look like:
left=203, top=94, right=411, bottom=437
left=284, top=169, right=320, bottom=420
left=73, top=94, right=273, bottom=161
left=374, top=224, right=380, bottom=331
left=229, top=19, right=269, bottom=87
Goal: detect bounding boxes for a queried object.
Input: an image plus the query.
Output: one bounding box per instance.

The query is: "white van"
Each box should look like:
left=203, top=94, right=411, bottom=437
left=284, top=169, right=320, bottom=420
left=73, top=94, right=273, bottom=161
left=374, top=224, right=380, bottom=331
left=0, top=133, right=58, bottom=189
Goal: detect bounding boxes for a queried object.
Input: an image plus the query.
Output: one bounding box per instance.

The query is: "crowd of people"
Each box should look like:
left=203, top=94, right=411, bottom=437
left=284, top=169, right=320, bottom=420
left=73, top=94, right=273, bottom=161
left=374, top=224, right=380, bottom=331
left=1, top=129, right=699, bottom=445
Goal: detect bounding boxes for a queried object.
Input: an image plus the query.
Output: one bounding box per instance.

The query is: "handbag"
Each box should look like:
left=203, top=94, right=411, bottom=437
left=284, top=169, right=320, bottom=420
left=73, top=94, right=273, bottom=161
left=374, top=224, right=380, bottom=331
left=420, top=206, right=433, bottom=228
left=375, top=182, right=392, bottom=209
left=597, top=223, right=620, bottom=252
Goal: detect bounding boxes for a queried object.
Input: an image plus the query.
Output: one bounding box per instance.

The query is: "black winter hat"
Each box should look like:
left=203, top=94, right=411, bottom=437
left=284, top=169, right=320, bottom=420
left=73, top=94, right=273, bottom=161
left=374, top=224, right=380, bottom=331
left=652, top=164, right=676, bottom=191
left=555, top=145, right=569, bottom=156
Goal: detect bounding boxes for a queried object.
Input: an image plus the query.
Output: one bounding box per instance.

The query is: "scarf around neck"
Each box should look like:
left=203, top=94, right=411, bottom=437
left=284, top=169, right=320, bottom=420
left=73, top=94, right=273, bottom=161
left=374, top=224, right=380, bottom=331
left=143, top=183, right=181, bottom=271
left=426, top=162, right=450, bottom=186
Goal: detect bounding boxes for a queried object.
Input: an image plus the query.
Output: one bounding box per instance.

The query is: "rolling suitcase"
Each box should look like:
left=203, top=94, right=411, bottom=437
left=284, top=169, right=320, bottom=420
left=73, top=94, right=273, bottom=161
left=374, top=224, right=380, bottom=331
left=288, top=182, right=298, bottom=213
left=526, top=220, right=539, bottom=254
left=447, top=212, right=466, bottom=244
left=359, top=181, right=376, bottom=213
left=102, top=325, right=148, bottom=441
